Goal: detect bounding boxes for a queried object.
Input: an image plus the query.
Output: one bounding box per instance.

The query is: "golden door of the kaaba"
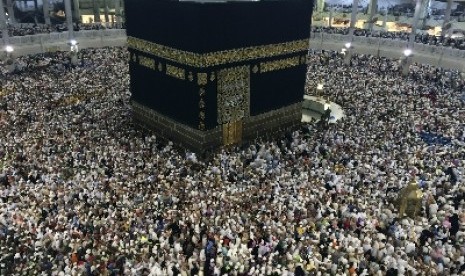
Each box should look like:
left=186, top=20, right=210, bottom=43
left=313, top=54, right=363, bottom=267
left=223, top=120, right=243, bottom=146
left=217, top=66, right=250, bottom=146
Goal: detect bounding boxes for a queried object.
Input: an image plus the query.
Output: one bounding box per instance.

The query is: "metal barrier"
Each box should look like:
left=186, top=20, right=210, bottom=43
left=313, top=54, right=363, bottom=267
left=1, top=29, right=464, bottom=71
left=312, top=33, right=465, bottom=71
left=0, top=29, right=127, bottom=56
left=1, top=29, right=126, bottom=46
left=315, top=33, right=465, bottom=60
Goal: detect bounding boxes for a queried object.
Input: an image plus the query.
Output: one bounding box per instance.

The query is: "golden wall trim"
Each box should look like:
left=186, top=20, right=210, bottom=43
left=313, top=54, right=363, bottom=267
left=127, top=36, right=309, bottom=68
left=166, top=64, right=185, bottom=80
left=138, top=55, right=156, bottom=70
left=197, top=73, right=208, bottom=86
left=217, top=65, right=250, bottom=124
left=260, top=56, right=301, bottom=73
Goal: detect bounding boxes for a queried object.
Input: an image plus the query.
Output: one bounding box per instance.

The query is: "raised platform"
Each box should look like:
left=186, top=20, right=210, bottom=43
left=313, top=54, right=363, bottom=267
left=302, top=95, right=345, bottom=123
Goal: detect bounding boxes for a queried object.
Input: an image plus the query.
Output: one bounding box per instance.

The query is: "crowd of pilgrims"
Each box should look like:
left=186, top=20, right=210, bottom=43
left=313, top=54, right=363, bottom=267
left=312, top=26, right=465, bottom=50
left=0, top=46, right=465, bottom=276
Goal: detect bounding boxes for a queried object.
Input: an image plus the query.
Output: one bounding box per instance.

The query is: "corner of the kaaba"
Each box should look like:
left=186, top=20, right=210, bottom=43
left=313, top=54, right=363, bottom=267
left=125, top=0, right=314, bottom=153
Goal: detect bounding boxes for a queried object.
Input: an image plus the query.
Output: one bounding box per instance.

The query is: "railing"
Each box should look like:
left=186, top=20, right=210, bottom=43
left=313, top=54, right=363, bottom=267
left=0, top=29, right=127, bottom=56
left=0, top=29, right=127, bottom=46
left=312, top=33, right=465, bottom=60
left=1, top=29, right=464, bottom=71
left=311, top=33, right=465, bottom=71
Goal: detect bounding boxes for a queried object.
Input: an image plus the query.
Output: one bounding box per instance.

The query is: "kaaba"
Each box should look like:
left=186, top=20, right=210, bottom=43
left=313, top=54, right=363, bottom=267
left=125, top=0, right=313, bottom=152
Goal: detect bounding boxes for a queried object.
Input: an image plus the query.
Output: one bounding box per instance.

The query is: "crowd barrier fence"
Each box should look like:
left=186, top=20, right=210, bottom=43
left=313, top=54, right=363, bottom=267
left=312, top=33, right=465, bottom=71
left=1, top=29, right=464, bottom=72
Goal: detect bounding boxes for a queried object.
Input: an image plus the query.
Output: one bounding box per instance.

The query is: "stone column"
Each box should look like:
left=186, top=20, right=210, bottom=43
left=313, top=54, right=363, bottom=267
left=383, top=11, right=387, bottom=30
left=6, top=0, right=16, bottom=25
left=442, top=0, right=453, bottom=36
left=368, top=0, right=377, bottom=31
left=408, top=0, right=423, bottom=50
left=419, top=0, right=430, bottom=30
left=64, top=0, right=74, bottom=40
left=93, top=0, right=101, bottom=23
left=33, top=0, right=39, bottom=22
left=43, top=0, right=51, bottom=25
left=344, top=48, right=352, bottom=65
left=70, top=51, right=78, bottom=65
left=348, top=0, right=358, bottom=38
left=316, top=0, right=324, bottom=13
left=114, top=0, right=121, bottom=27
left=401, top=57, right=411, bottom=76
left=404, top=0, right=425, bottom=76
left=103, top=0, right=110, bottom=24
left=0, top=0, right=9, bottom=45
left=328, top=7, right=333, bottom=27
left=73, top=0, right=81, bottom=23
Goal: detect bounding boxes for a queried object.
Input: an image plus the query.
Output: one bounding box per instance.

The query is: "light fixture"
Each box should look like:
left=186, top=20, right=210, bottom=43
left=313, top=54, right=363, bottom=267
left=345, top=42, right=352, bottom=49
left=403, top=49, right=412, bottom=57
left=5, top=45, right=13, bottom=53
left=317, top=83, right=324, bottom=90
left=70, top=39, right=77, bottom=46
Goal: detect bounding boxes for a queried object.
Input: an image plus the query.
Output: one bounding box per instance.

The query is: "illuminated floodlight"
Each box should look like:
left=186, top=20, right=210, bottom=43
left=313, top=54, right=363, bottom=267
left=345, top=42, right=352, bottom=49
left=403, top=49, right=412, bottom=57
left=70, top=39, right=77, bottom=46
left=317, top=83, right=324, bottom=90
left=5, top=45, right=13, bottom=53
